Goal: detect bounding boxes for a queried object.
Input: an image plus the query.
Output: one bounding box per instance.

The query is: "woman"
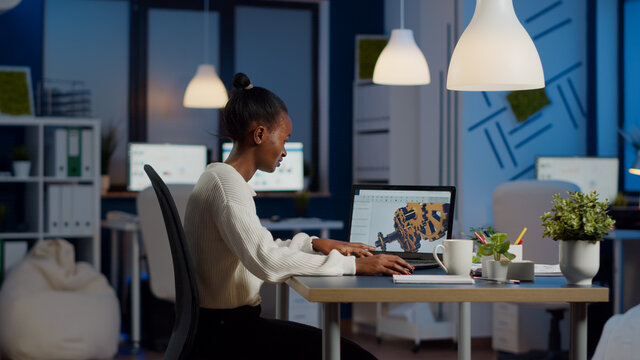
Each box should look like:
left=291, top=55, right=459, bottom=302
left=184, top=73, right=413, bottom=359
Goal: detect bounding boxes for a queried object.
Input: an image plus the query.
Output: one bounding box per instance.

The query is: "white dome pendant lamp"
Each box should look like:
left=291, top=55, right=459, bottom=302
left=447, top=0, right=544, bottom=91
left=372, top=0, right=430, bottom=85
left=184, top=0, right=228, bottom=108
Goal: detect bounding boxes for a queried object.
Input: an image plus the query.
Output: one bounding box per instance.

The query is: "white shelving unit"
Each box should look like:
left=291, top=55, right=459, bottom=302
left=0, top=116, right=101, bottom=268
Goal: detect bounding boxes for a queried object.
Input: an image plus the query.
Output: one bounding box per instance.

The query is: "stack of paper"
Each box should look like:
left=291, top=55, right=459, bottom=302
left=534, top=264, right=562, bottom=276
left=393, top=274, right=475, bottom=284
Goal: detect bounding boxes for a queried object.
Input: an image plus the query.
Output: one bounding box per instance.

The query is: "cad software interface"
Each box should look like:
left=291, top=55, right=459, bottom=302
left=349, top=189, right=452, bottom=254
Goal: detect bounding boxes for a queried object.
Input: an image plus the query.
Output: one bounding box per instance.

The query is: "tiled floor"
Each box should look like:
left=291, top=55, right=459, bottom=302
left=114, top=321, right=497, bottom=360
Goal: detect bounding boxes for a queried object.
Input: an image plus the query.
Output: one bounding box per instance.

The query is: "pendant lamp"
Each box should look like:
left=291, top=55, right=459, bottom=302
left=630, top=150, right=640, bottom=176
left=372, top=0, right=430, bottom=86
left=184, top=0, right=228, bottom=108
left=447, top=0, right=544, bottom=91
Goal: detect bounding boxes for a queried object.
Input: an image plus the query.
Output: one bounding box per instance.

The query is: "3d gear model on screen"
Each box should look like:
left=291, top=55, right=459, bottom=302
left=375, top=203, right=450, bottom=252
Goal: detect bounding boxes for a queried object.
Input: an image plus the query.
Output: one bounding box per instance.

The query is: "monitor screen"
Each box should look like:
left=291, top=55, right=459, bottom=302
left=128, top=143, right=207, bottom=191
left=535, top=157, right=619, bottom=203
left=221, top=142, right=304, bottom=192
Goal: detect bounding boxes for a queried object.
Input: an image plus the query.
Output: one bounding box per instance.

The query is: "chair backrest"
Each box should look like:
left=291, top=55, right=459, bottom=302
left=493, top=180, right=580, bottom=264
left=137, top=184, right=194, bottom=301
left=143, top=164, right=199, bottom=360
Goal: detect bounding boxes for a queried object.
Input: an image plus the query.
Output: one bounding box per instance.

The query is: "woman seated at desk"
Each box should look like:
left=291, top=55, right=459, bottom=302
left=184, top=73, right=413, bottom=359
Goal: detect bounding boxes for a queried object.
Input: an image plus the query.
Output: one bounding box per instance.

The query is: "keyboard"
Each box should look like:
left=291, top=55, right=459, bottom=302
left=405, top=259, right=439, bottom=270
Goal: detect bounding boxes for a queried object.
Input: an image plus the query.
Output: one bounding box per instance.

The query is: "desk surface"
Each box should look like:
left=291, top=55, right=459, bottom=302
left=287, top=269, right=609, bottom=304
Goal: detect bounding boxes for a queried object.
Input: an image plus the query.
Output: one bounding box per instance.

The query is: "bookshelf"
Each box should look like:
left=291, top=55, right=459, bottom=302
left=0, top=116, right=101, bottom=268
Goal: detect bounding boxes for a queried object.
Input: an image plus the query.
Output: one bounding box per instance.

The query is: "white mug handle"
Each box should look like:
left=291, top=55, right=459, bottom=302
left=433, top=244, right=447, bottom=273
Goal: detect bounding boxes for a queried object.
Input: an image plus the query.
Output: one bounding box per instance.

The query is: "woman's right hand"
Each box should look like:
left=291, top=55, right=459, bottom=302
left=355, top=254, right=414, bottom=275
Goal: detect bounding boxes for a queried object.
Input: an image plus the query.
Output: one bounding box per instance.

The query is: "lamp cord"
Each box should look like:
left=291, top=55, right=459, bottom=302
left=400, top=0, right=404, bottom=29
left=203, top=0, right=209, bottom=64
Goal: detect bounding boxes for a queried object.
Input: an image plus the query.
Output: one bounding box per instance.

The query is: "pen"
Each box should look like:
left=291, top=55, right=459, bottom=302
left=515, top=227, right=527, bottom=245
left=473, top=231, right=486, bottom=244
left=484, top=230, right=491, bottom=238
left=475, top=277, right=520, bottom=284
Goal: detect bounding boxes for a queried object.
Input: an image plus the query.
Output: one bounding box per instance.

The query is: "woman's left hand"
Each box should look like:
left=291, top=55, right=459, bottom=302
left=312, top=238, right=375, bottom=257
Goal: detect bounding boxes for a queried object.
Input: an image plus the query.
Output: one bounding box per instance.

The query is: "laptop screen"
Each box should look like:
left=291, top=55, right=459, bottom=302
left=347, top=185, right=456, bottom=258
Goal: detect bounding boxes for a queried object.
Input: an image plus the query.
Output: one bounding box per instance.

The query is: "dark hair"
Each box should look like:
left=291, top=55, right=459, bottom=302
left=221, top=73, right=288, bottom=142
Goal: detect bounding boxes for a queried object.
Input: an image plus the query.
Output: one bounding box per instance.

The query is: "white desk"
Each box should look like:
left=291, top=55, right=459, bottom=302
left=287, top=269, right=608, bottom=360
left=101, top=217, right=141, bottom=353
left=604, top=229, right=640, bottom=314
left=261, top=218, right=344, bottom=321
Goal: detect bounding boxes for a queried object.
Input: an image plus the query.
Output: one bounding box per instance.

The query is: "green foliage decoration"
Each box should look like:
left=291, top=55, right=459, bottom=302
left=473, top=233, right=515, bottom=262
left=11, top=145, right=29, bottom=161
left=540, top=191, right=615, bottom=242
left=101, top=124, right=118, bottom=175
left=506, top=88, right=550, bottom=122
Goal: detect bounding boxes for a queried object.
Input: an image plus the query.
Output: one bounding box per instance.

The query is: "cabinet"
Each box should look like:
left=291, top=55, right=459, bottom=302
left=0, top=117, right=101, bottom=268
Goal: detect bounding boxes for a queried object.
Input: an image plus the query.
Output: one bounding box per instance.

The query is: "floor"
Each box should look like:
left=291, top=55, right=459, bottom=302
left=114, top=321, right=498, bottom=360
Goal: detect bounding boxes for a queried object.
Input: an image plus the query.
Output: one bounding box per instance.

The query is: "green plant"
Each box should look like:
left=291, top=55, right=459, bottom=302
left=462, top=225, right=497, bottom=247
left=101, top=124, right=118, bottom=175
left=473, top=233, right=515, bottom=262
left=293, top=191, right=310, bottom=217
left=11, top=145, right=29, bottom=161
left=540, top=191, right=615, bottom=241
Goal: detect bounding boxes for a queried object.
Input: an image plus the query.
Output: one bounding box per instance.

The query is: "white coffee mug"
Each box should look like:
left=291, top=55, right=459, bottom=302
left=433, top=239, right=474, bottom=275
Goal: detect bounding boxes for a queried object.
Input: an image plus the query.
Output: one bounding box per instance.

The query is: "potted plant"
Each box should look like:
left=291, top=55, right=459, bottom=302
left=11, top=145, right=31, bottom=178
left=474, top=232, right=515, bottom=282
left=101, top=124, right=118, bottom=194
left=540, top=191, right=615, bottom=285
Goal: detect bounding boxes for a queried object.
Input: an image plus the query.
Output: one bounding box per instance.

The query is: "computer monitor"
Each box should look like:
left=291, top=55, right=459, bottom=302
left=535, top=156, right=619, bottom=203
left=128, top=143, right=207, bottom=191
left=221, top=142, right=304, bottom=192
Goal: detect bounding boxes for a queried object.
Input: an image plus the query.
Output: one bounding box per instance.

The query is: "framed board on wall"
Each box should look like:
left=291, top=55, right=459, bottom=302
left=0, top=66, right=34, bottom=116
left=355, top=35, right=388, bottom=84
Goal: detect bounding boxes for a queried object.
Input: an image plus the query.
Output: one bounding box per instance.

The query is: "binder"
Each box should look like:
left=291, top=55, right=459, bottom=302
left=54, top=128, right=67, bottom=178
left=67, top=128, right=81, bottom=177
left=72, top=184, right=93, bottom=234
left=47, top=184, right=62, bottom=234
left=81, top=129, right=93, bottom=178
left=60, top=185, right=73, bottom=234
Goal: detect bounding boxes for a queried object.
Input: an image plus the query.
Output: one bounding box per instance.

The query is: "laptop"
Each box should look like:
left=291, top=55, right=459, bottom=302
left=346, top=184, right=456, bottom=270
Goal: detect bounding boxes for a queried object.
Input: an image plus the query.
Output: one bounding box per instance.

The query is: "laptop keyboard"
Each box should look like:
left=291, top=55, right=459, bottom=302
left=405, top=259, right=439, bottom=269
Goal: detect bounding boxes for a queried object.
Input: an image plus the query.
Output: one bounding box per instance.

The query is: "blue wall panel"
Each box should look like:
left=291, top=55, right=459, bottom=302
left=460, top=0, right=587, bottom=230
left=623, top=0, right=640, bottom=191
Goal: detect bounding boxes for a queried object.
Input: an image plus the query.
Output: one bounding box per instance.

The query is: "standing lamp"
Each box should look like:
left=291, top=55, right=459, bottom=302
left=372, top=0, right=430, bottom=86
left=447, top=0, right=544, bottom=91
left=183, top=0, right=228, bottom=108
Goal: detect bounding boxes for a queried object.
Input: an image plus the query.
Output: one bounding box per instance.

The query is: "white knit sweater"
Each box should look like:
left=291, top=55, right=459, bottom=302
left=183, top=162, right=356, bottom=309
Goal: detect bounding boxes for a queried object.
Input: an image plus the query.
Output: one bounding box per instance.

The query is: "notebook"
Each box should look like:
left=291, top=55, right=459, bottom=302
left=346, top=184, right=456, bottom=270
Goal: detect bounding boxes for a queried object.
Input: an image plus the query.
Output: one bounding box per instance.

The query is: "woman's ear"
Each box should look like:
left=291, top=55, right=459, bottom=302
left=252, top=125, right=266, bottom=145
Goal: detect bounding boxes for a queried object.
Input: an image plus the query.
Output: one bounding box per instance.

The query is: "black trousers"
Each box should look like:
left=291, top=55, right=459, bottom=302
left=192, top=305, right=377, bottom=360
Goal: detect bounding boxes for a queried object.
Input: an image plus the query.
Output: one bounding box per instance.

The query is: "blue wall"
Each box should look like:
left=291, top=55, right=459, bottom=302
left=623, top=0, right=640, bottom=191
left=460, top=0, right=593, bottom=229
left=0, top=0, right=43, bottom=93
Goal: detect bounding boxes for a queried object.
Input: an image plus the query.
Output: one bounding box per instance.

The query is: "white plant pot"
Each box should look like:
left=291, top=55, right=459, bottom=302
left=559, top=240, right=600, bottom=285
left=486, top=260, right=509, bottom=282
left=12, top=161, right=31, bottom=178
left=101, top=175, right=110, bottom=195
left=480, top=255, right=492, bottom=277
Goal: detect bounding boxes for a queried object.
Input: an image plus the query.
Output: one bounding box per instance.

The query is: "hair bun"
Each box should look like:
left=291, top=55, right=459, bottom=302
left=232, top=73, right=252, bottom=90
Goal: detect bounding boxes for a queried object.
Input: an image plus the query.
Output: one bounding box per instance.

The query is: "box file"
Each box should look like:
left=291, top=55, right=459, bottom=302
left=67, top=128, right=81, bottom=177
left=54, top=128, right=67, bottom=177
left=81, top=129, right=93, bottom=177
left=47, top=184, right=62, bottom=234
left=60, top=185, right=73, bottom=233
left=72, top=184, right=93, bottom=234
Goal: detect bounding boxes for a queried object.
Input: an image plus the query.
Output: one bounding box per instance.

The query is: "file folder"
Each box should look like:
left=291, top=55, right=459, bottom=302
left=72, top=184, right=93, bottom=234
left=81, top=129, right=93, bottom=178
left=47, top=184, right=62, bottom=234
left=54, top=128, right=67, bottom=178
left=67, top=128, right=81, bottom=177
left=60, top=185, right=73, bottom=233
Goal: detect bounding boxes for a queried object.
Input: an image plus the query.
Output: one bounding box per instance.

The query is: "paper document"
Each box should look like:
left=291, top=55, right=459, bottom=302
left=534, top=264, right=562, bottom=276
left=393, top=274, right=475, bottom=284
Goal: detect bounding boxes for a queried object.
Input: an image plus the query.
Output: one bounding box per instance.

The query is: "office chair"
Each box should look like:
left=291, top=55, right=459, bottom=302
left=493, top=179, right=580, bottom=359
left=143, top=164, right=199, bottom=360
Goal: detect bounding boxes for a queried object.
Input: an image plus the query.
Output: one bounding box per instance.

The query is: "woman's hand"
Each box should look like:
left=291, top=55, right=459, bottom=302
left=355, top=254, right=414, bottom=276
left=312, top=238, right=375, bottom=258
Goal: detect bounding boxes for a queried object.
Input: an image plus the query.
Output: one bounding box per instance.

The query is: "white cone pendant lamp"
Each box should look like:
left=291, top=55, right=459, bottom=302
left=183, top=0, right=228, bottom=108
left=447, top=0, right=544, bottom=91
left=373, top=0, right=430, bottom=86
left=184, top=64, right=227, bottom=108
